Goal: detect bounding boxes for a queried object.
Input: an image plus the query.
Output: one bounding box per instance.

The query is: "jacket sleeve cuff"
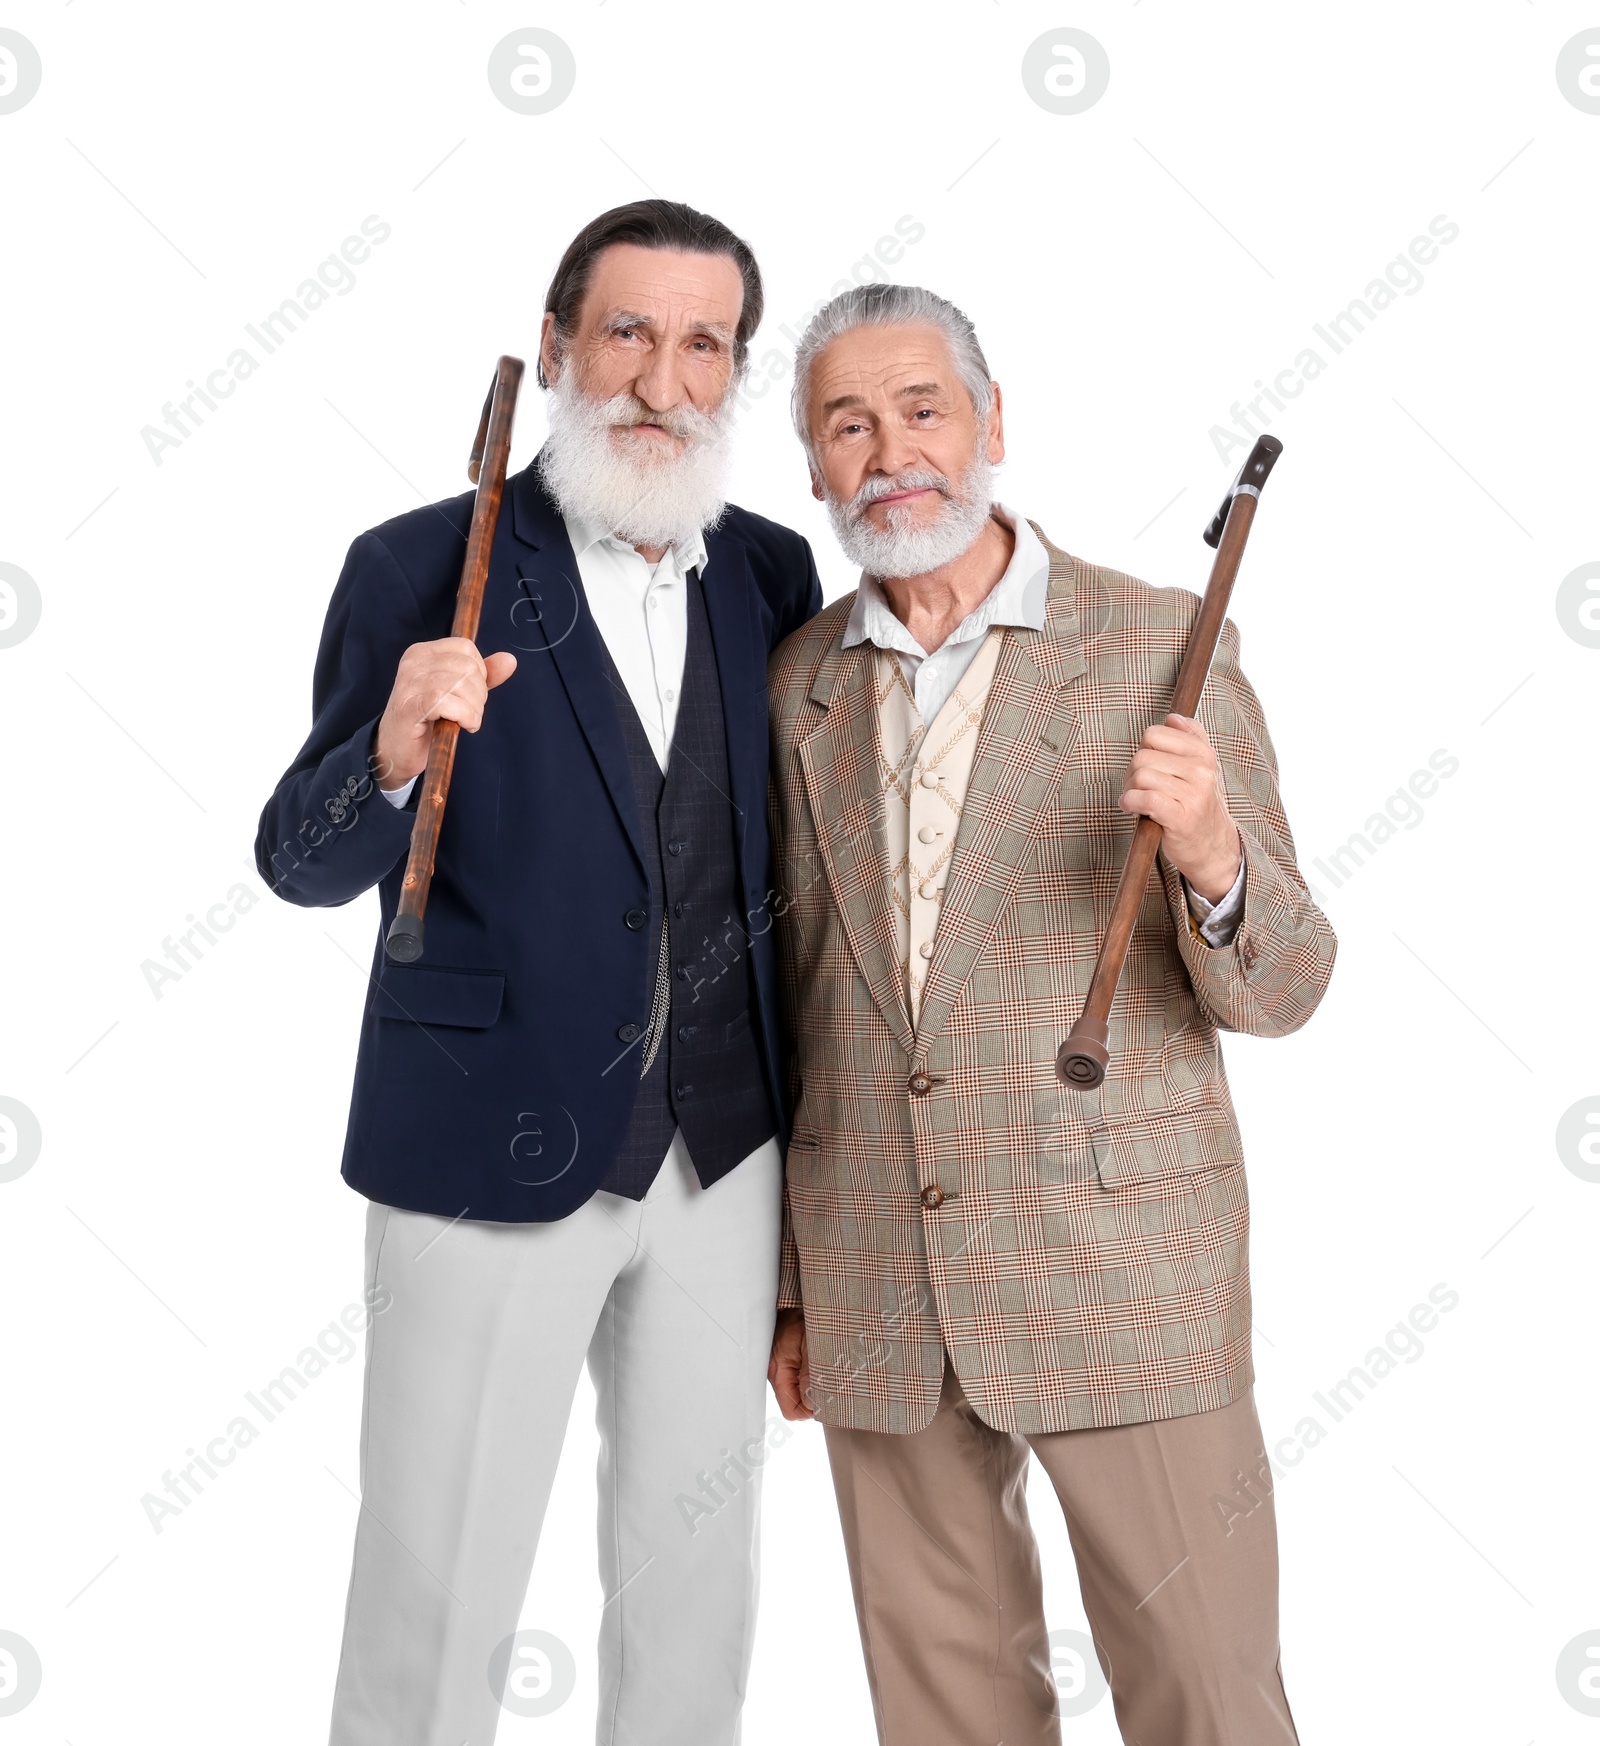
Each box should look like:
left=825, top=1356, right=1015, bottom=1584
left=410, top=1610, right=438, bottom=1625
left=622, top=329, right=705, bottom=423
left=1182, top=852, right=1247, bottom=948
left=256, top=716, right=416, bottom=903
left=776, top=1196, right=803, bottom=1310
left=1162, top=823, right=1317, bottom=1022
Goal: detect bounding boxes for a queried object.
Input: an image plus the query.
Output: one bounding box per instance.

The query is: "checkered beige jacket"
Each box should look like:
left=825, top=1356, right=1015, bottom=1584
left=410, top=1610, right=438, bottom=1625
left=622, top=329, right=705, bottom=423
left=767, top=528, right=1336, bottom=1435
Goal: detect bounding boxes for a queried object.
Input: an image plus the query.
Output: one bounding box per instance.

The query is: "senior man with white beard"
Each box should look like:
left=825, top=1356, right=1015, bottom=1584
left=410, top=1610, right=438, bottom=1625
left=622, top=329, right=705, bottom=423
left=765, top=284, right=1335, bottom=1746
left=256, top=200, right=821, bottom=1746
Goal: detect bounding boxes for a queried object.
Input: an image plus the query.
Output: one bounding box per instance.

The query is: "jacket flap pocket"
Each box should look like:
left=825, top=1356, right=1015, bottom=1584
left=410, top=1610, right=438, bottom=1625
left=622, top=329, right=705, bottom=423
left=1088, top=1107, right=1241, bottom=1188
left=373, top=963, right=505, bottom=1029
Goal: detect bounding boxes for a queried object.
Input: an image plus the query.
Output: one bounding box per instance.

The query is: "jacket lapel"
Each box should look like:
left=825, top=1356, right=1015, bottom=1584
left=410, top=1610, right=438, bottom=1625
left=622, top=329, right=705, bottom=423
left=698, top=527, right=764, bottom=881
left=912, top=538, right=1090, bottom=1058
left=502, top=459, right=648, bottom=874
left=795, top=641, right=916, bottom=1057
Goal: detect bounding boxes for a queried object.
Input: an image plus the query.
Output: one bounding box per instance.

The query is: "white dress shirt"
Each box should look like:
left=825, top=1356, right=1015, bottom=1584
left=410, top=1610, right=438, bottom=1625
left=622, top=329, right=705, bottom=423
left=382, top=511, right=706, bottom=808
left=558, top=511, right=707, bottom=771
left=840, top=505, right=1246, bottom=947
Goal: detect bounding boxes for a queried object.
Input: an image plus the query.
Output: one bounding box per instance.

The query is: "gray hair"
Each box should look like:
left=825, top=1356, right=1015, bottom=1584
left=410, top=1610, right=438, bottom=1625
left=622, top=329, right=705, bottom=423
left=789, top=283, right=994, bottom=463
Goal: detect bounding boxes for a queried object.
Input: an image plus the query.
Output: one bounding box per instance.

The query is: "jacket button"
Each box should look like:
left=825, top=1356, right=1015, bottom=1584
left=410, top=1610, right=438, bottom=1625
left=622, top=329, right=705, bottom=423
left=908, top=1072, right=933, bottom=1095
left=920, top=1185, right=945, bottom=1208
left=624, top=907, right=648, bottom=930
left=617, top=1023, right=642, bottom=1043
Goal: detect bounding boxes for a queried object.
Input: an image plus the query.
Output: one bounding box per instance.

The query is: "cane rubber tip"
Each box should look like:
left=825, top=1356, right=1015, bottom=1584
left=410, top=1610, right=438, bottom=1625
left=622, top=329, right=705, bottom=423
left=1055, top=1038, right=1108, bottom=1089
left=385, top=914, right=425, bottom=964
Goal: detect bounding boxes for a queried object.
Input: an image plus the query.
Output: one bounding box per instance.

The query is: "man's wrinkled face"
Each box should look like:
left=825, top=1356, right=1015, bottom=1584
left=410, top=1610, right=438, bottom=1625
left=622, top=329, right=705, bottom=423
left=805, top=322, right=1003, bottom=579
left=537, top=244, right=746, bottom=547
left=542, top=243, right=743, bottom=449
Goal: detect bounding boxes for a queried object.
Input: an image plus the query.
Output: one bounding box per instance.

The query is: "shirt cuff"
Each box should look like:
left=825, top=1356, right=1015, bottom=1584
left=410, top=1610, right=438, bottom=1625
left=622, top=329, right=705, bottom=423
left=1183, top=856, right=1247, bottom=949
left=379, top=776, right=418, bottom=809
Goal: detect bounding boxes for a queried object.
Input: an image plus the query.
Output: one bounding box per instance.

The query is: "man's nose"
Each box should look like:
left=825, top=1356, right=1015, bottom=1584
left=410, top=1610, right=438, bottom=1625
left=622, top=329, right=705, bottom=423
left=631, top=343, right=690, bottom=415
left=867, top=423, right=919, bottom=475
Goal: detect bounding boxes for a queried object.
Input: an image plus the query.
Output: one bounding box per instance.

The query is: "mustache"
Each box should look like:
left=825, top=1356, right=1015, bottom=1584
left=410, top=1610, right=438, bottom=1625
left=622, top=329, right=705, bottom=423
left=598, top=393, right=721, bottom=444
left=847, top=469, right=953, bottom=518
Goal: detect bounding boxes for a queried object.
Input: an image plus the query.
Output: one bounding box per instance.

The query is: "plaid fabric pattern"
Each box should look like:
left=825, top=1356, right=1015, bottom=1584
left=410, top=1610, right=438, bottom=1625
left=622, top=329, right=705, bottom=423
left=767, top=529, right=1337, bottom=1435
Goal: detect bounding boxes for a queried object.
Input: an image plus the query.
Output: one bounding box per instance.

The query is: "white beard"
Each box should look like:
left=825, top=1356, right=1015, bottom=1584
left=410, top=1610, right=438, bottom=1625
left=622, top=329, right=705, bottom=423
left=826, top=453, right=996, bottom=580
left=537, top=382, right=735, bottom=550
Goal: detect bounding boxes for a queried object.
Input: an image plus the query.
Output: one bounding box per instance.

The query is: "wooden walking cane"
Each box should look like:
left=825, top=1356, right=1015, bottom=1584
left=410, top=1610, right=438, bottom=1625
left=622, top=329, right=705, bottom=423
left=384, top=354, right=525, bottom=965
left=1054, top=434, right=1283, bottom=1089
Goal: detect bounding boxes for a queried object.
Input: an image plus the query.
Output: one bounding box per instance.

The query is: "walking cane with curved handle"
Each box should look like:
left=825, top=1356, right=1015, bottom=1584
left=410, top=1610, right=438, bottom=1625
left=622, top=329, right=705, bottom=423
left=1054, top=435, right=1283, bottom=1089
left=384, top=355, right=525, bottom=964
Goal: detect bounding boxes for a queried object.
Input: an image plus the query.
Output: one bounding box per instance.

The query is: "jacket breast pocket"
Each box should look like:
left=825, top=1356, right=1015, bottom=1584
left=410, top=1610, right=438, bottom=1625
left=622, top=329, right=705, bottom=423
left=371, top=963, right=506, bottom=1029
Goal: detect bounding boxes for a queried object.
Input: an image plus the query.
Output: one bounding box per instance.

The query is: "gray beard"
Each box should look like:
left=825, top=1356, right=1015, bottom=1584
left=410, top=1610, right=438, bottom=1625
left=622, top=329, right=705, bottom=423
left=827, top=455, right=996, bottom=580
left=537, top=384, right=735, bottom=550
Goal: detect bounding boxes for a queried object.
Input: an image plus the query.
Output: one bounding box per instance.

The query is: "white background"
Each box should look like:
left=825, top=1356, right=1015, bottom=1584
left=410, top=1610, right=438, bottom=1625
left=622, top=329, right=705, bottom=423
left=2, top=3, right=1597, bottom=1740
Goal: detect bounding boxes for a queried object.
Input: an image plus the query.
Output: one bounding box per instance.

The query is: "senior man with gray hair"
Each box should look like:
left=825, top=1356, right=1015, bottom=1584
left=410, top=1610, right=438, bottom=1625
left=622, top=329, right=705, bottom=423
left=765, top=282, right=1335, bottom=1746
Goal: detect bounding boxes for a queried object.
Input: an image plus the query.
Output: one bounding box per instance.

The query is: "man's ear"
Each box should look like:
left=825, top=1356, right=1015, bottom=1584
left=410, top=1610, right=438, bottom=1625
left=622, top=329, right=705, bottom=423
left=986, top=381, right=1006, bottom=466
left=538, top=311, right=561, bottom=388
left=809, top=467, right=825, bottom=503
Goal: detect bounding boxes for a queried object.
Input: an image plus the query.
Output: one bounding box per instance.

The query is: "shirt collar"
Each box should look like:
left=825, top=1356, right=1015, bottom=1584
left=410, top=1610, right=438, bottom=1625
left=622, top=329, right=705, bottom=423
left=841, top=506, right=1050, bottom=656
left=562, top=509, right=708, bottom=578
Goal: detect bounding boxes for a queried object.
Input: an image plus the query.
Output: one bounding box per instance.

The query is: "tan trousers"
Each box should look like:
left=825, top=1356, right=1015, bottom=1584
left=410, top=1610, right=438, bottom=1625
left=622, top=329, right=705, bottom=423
left=824, top=1362, right=1298, bottom=1746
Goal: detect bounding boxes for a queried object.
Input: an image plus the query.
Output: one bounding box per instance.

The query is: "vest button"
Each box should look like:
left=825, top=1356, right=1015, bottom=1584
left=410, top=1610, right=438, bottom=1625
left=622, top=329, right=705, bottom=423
left=917, top=879, right=939, bottom=900
left=624, top=908, right=648, bottom=931
left=917, top=825, right=942, bottom=844
left=908, top=1072, right=933, bottom=1095
left=617, top=1023, right=642, bottom=1043
left=676, top=1083, right=694, bottom=1099
left=677, top=1024, right=696, bottom=1042
left=920, top=1185, right=946, bottom=1209
left=918, top=941, right=934, bottom=959
left=667, top=839, right=685, bottom=856
left=920, top=771, right=942, bottom=789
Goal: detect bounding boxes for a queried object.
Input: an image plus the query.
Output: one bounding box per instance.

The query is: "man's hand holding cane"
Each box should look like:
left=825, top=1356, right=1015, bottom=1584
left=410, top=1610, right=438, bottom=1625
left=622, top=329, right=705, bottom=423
left=1120, top=713, right=1243, bottom=906
left=373, top=638, right=519, bottom=791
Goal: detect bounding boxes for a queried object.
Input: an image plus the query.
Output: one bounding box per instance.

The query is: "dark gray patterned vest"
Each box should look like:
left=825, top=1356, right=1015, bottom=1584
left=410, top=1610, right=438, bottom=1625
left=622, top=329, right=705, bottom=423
left=597, top=568, right=776, bottom=1198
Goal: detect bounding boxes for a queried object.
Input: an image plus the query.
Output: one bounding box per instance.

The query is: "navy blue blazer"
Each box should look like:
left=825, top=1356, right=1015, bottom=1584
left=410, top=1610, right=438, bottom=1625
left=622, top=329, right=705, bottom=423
left=256, top=461, right=822, bottom=1222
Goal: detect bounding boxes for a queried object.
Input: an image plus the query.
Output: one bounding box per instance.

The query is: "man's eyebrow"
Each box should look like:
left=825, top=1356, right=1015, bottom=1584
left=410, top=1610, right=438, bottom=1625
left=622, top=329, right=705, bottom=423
left=821, top=381, right=948, bottom=418
left=599, top=309, right=736, bottom=344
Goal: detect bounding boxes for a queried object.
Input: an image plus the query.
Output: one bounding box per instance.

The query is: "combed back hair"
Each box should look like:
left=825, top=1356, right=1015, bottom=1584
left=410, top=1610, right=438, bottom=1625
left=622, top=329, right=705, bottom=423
left=790, top=283, right=994, bottom=461
left=539, top=199, right=764, bottom=388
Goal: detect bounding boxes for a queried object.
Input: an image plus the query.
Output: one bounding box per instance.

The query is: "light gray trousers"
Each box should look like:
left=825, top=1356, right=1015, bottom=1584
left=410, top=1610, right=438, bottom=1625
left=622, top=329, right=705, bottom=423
left=327, top=1134, right=783, bottom=1746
